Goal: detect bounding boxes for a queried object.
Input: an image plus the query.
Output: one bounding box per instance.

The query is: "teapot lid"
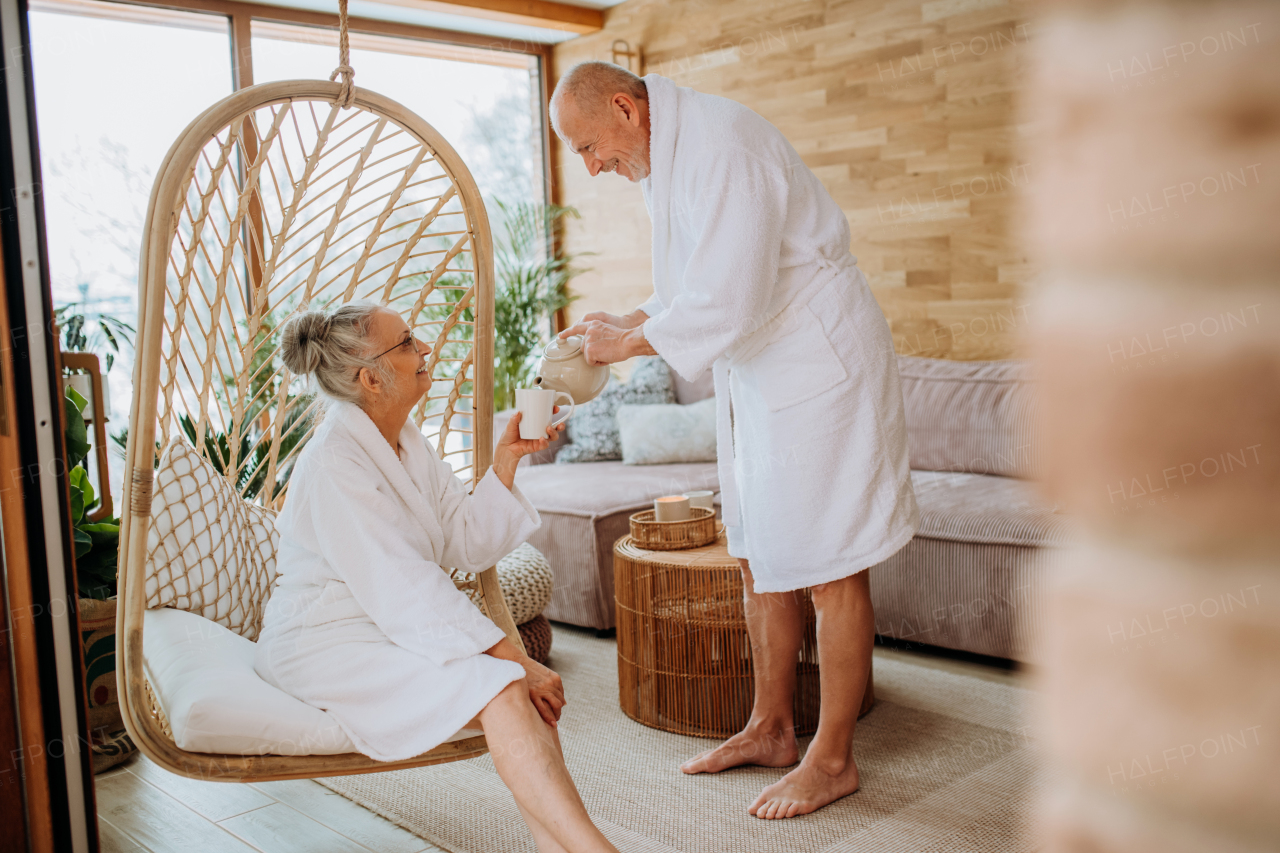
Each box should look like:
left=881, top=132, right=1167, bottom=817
left=543, top=335, right=583, bottom=359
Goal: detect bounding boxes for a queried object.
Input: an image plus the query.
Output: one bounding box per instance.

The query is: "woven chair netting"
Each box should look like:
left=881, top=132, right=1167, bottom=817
left=143, top=94, right=488, bottom=641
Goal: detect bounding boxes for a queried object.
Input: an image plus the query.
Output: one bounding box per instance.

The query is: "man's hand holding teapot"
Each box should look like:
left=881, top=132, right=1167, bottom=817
left=559, top=309, right=657, bottom=366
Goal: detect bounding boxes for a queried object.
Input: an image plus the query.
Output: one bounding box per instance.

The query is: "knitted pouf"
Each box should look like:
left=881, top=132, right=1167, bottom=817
left=517, top=614, right=553, bottom=665
left=495, top=543, right=554, bottom=626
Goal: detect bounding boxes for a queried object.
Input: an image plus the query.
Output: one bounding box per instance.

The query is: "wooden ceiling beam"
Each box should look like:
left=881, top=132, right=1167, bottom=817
left=376, top=0, right=603, bottom=35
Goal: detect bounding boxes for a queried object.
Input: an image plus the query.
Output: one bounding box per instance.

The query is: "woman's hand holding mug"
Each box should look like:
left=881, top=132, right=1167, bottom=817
left=492, top=405, right=566, bottom=490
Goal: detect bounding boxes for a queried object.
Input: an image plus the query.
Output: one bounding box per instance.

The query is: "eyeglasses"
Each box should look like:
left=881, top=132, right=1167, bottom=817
left=372, top=335, right=417, bottom=360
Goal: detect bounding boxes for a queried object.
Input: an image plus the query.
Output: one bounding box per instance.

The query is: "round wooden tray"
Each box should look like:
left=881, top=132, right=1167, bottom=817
left=629, top=507, right=718, bottom=550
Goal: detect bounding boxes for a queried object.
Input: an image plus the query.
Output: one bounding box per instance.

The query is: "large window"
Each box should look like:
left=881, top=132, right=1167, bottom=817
left=251, top=22, right=544, bottom=216
left=27, top=0, right=548, bottom=494
left=29, top=0, right=235, bottom=494
left=29, top=1, right=235, bottom=411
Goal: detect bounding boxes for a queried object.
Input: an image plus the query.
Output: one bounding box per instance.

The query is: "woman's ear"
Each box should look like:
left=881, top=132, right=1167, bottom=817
left=357, top=365, right=381, bottom=397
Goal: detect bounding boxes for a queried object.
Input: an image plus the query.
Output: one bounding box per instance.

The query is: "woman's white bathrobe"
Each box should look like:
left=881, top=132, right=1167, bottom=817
left=252, top=401, right=538, bottom=762
left=635, top=74, right=920, bottom=593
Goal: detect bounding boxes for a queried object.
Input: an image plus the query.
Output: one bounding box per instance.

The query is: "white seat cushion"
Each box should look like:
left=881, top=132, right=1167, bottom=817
left=144, top=607, right=358, bottom=755
left=143, top=607, right=484, bottom=756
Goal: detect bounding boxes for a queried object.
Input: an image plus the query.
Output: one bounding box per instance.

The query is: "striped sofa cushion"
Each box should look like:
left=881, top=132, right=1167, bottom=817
left=897, top=355, right=1041, bottom=478
left=910, top=470, right=1076, bottom=548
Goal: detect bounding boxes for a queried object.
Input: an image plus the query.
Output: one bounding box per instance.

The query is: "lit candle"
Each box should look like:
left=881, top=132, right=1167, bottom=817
left=654, top=495, right=692, bottom=522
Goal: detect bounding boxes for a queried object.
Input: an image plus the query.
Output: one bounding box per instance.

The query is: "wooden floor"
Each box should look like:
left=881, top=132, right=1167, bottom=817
left=94, top=754, right=445, bottom=853
left=93, top=645, right=1025, bottom=852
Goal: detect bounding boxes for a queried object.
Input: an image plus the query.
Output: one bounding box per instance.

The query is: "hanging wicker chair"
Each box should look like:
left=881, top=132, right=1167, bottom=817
left=116, top=71, right=523, bottom=781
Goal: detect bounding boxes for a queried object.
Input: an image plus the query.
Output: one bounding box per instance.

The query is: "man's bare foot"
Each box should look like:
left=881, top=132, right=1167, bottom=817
left=680, top=723, right=799, bottom=774
left=748, top=754, right=860, bottom=819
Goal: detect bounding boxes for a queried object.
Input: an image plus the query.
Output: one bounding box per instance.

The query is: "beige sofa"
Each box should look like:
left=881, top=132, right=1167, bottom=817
left=498, top=356, right=1072, bottom=664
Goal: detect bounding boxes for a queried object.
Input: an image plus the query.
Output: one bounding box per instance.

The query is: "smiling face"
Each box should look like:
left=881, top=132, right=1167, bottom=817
left=361, top=308, right=432, bottom=404
left=553, top=92, right=651, bottom=182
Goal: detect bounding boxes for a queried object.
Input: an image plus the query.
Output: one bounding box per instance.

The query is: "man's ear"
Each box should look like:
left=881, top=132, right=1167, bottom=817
left=614, top=93, right=641, bottom=127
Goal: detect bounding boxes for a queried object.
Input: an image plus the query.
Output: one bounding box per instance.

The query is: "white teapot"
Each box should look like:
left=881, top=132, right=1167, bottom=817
left=532, top=335, right=610, bottom=405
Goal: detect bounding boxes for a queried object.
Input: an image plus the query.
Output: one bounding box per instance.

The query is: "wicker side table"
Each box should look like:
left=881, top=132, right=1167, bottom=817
left=614, top=532, right=874, bottom=738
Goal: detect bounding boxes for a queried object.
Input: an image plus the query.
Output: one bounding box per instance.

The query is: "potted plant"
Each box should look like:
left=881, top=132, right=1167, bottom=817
left=491, top=200, right=583, bottom=412
left=64, top=385, right=135, bottom=773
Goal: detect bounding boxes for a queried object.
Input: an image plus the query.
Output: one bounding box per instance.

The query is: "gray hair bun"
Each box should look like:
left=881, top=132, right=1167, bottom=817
left=280, top=310, right=331, bottom=376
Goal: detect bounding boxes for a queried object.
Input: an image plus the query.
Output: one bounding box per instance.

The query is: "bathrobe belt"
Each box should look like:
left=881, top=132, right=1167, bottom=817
left=715, top=254, right=859, bottom=529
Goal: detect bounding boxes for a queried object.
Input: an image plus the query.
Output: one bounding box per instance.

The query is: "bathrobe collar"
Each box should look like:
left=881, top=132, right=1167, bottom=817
left=326, top=400, right=446, bottom=548
left=642, top=73, right=679, bottom=296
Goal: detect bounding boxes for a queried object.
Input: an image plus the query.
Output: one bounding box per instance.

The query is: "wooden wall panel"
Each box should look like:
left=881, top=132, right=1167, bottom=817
left=551, top=0, right=1035, bottom=361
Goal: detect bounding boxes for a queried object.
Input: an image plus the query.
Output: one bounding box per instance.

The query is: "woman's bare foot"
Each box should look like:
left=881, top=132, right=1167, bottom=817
left=680, top=722, right=799, bottom=774
left=748, top=753, right=860, bottom=819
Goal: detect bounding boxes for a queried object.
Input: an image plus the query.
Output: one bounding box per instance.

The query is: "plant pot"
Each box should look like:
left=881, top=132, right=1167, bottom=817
left=78, top=596, right=136, bottom=773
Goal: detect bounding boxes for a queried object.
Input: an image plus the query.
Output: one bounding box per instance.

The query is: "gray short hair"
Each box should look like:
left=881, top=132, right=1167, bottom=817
left=279, top=301, right=394, bottom=405
left=551, top=60, right=647, bottom=130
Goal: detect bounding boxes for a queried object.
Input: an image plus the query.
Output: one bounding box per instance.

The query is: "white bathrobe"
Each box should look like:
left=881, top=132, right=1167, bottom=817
left=636, top=74, right=919, bottom=593
left=253, top=401, right=538, bottom=762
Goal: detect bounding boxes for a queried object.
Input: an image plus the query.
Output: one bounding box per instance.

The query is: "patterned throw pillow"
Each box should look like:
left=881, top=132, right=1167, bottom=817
left=145, top=437, right=279, bottom=642
left=556, top=356, right=675, bottom=463
left=617, top=398, right=718, bottom=465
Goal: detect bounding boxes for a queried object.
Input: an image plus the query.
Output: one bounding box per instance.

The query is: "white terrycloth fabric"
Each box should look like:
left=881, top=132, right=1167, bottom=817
left=636, top=73, right=919, bottom=592
left=253, top=401, right=538, bottom=762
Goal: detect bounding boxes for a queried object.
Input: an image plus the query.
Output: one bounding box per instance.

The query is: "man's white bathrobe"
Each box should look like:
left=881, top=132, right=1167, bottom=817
left=635, top=74, right=920, bottom=593
left=253, top=401, right=538, bottom=762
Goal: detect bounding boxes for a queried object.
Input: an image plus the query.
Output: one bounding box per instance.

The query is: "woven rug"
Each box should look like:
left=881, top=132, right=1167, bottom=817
left=318, top=628, right=1043, bottom=853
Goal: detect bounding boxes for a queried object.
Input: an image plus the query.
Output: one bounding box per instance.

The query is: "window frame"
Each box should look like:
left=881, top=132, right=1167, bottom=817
left=32, top=0, right=558, bottom=209
left=32, top=0, right=564, bottom=335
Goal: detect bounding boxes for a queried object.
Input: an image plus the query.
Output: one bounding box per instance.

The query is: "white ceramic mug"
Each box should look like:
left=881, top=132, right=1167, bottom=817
left=684, top=490, right=715, bottom=511
left=515, top=388, right=574, bottom=440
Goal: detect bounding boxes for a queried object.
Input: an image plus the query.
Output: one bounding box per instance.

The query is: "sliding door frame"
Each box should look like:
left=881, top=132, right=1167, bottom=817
left=2, top=0, right=97, bottom=849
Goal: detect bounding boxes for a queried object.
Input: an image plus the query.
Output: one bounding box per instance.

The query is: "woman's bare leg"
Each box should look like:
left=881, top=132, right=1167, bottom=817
left=510, top=726, right=574, bottom=853
left=474, top=680, right=617, bottom=853
left=514, top=801, right=572, bottom=853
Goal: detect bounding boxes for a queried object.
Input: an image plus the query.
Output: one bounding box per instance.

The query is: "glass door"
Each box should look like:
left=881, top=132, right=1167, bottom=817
left=28, top=0, right=236, bottom=501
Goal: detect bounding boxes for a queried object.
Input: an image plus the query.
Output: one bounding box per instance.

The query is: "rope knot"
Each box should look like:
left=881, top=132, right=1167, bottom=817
left=329, top=64, right=356, bottom=109
left=330, top=0, right=355, bottom=109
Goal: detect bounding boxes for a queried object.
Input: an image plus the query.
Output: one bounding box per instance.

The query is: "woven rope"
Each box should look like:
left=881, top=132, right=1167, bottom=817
left=130, top=465, right=154, bottom=516
left=329, top=0, right=355, bottom=108
left=143, top=676, right=175, bottom=743
left=145, top=440, right=280, bottom=640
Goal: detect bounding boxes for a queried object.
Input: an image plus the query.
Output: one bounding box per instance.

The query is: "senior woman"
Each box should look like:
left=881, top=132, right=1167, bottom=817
left=253, top=302, right=618, bottom=853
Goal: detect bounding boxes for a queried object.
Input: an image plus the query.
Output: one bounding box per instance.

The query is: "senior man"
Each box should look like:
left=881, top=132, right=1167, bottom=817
left=552, top=61, right=919, bottom=820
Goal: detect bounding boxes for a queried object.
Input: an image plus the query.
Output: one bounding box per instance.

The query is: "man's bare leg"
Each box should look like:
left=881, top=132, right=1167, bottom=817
left=750, top=569, right=873, bottom=819
left=681, top=558, right=805, bottom=774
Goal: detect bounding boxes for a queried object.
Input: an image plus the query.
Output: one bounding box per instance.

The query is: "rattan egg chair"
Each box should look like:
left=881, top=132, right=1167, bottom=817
left=116, top=41, right=524, bottom=781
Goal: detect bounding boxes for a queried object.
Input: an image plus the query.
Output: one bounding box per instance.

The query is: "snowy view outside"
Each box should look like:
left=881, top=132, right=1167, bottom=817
left=27, top=2, right=543, bottom=494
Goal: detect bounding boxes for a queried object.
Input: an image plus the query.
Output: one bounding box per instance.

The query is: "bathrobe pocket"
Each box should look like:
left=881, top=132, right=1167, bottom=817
left=747, top=304, right=848, bottom=412
left=303, top=580, right=368, bottom=627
